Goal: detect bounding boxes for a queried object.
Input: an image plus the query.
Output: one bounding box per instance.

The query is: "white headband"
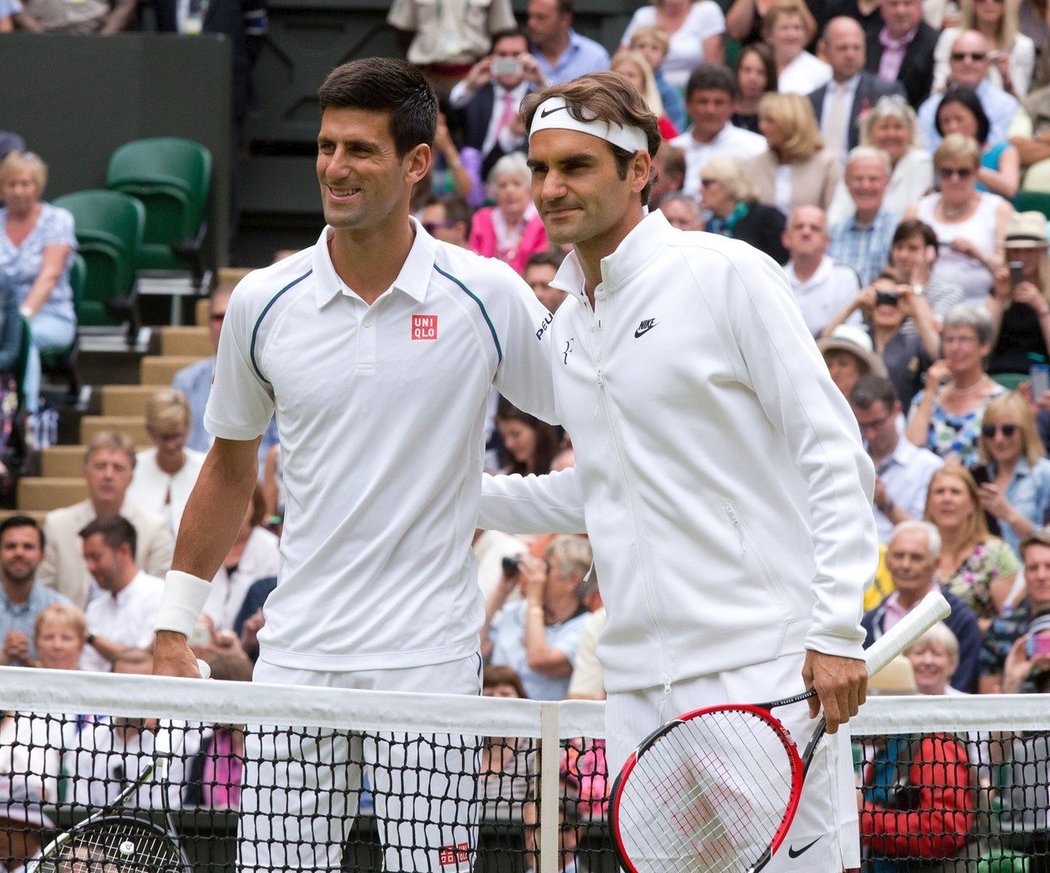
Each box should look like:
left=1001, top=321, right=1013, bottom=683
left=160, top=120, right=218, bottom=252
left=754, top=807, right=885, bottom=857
left=529, top=96, right=648, bottom=154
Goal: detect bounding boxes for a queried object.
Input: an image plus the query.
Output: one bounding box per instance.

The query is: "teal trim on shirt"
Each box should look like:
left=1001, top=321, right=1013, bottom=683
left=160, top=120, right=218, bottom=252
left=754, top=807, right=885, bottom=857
left=434, top=264, right=503, bottom=366
left=249, top=269, right=312, bottom=383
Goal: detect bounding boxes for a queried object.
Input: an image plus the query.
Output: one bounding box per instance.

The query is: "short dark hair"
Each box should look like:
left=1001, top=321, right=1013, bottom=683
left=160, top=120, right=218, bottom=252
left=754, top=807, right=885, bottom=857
left=78, top=514, right=137, bottom=556
left=1021, top=532, right=1050, bottom=558
left=850, top=375, right=899, bottom=410
left=685, top=64, right=737, bottom=101
left=892, top=218, right=938, bottom=249
left=424, top=194, right=473, bottom=232
left=491, top=27, right=530, bottom=49
left=521, top=72, right=662, bottom=205
left=525, top=250, right=565, bottom=272
left=0, top=515, right=43, bottom=550
left=935, top=88, right=990, bottom=146
left=317, top=58, right=437, bottom=158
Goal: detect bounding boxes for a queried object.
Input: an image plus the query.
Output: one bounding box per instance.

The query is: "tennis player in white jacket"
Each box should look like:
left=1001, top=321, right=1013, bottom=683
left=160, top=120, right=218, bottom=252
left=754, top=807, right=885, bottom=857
left=478, top=73, right=879, bottom=872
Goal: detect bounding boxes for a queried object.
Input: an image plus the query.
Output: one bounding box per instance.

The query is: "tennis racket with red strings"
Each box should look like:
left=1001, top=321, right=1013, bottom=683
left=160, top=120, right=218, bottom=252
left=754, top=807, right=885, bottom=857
left=608, top=590, right=951, bottom=873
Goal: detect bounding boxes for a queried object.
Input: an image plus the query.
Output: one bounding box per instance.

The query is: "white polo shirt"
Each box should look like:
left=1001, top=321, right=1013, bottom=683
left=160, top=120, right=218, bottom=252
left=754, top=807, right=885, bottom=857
left=205, top=220, right=557, bottom=672
left=671, top=124, right=766, bottom=198
left=80, top=571, right=165, bottom=672
left=785, top=255, right=862, bottom=337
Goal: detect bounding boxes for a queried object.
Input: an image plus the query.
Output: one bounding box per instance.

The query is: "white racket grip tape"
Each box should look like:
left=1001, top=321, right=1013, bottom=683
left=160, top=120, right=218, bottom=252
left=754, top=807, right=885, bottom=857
left=197, top=657, right=211, bottom=679
left=864, top=590, right=951, bottom=678
left=153, top=719, right=187, bottom=783
left=154, top=570, right=212, bottom=637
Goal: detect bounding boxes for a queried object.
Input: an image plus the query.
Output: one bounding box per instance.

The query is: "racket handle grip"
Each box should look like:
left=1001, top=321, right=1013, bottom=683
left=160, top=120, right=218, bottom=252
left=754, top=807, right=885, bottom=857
left=197, top=658, right=211, bottom=680
left=864, top=590, right=951, bottom=678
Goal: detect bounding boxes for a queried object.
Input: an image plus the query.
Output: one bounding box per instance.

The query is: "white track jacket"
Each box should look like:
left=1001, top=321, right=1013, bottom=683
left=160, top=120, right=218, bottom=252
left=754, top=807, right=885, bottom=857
left=478, top=211, right=879, bottom=694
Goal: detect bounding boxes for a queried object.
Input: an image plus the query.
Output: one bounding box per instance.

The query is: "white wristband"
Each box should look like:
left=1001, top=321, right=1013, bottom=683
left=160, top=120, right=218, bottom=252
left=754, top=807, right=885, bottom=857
left=154, top=571, right=213, bottom=637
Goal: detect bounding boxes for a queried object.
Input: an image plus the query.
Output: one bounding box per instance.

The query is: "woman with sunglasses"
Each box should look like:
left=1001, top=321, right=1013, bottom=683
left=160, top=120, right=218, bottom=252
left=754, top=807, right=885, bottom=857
left=935, top=89, right=1020, bottom=200
left=905, top=133, right=1015, bottom=309
left=932, top=0, right=1034, bottom=98
left=974, top=392, right=1050, bottom=555
left=924, top=462, right=1019, bottom=627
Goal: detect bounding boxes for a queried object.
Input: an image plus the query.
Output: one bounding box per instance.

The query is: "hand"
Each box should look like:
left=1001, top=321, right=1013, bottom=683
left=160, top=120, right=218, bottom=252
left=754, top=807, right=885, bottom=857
left=435, top=113, right=454, bottom=154
left=855, top=285, right=876, bottom=312
left=1001, top=635, right=1034, bottom=693
left=153, top=630, right=206, bottom=679
left=463, top=56, right=493, bottom=90
left=991, top=51, right=1012, bottom=84
left=896, top=284, right=917, bottom=317
left=240, top=609, right=265, bottom=655
left=1013, top=281, right=1047, bottom=314
left=519, top=53, right=546, bottom=87
left=950, top=237, right=981, bottom=260
left=872, top=476, right=889, bottom=510
left=925, top=359, right=952, bottom=390
left=2, top=630, right=29, bottom=665
left=978, top=482, right=1011, bottom=519
left=802, top=650, right=867, bottom=734
left=518, top=553, right=548, bottom=606
left=992, top=266, right=1013, bottom=301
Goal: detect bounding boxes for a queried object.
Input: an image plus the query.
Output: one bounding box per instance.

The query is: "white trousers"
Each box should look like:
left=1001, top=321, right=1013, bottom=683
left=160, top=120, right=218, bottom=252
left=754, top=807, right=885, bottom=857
left=238, top=655, right=483, bottom=872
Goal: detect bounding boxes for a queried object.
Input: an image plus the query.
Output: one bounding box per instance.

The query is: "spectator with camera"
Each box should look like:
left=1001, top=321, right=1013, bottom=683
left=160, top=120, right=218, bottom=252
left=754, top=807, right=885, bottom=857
left=986, top=212, right=1050, bottom=379
left=982, top=533, right=1050, bottom=692
left=482, top=535, right=593, bottom=700
left=448, top=29, right=548, bottom=182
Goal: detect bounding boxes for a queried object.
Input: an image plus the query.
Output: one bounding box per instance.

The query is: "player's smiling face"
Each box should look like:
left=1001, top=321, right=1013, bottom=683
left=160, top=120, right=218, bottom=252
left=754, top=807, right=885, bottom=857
left=527, top=127, right=647, bottom=252
left=316, top=106, right=427, bottom=233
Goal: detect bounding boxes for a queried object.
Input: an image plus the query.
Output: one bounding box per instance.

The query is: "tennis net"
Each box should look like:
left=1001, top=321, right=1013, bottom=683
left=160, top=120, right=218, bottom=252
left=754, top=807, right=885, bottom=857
left=0, top=666, right=1047, bottom=872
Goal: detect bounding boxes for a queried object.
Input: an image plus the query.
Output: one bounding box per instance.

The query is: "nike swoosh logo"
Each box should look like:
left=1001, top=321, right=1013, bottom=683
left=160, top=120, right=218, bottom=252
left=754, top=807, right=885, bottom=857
left=787, top=837, right=822, bottom=859
left=540, top=106, right=567, bottom=118
left=634, top=324, right=657, bottom=338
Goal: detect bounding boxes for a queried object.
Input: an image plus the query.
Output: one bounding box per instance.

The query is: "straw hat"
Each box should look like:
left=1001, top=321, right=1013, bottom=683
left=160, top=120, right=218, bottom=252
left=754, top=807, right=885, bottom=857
left=816, top=324, right=889, bottom=379
left=867, top=654, right=918, bottom=695
left=1005, top=211, right=1049, bottom=249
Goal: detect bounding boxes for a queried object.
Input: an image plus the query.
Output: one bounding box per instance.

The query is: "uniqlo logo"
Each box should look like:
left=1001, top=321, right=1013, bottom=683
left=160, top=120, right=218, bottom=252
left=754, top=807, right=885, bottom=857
left=412, top=314, right=438, bottom=340
left=439, top=843, right=469, bottom=866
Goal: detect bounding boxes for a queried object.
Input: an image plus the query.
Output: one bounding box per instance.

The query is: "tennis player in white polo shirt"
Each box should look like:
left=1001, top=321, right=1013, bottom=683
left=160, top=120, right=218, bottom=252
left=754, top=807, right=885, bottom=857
left=152, top=58, right=557, bottom=872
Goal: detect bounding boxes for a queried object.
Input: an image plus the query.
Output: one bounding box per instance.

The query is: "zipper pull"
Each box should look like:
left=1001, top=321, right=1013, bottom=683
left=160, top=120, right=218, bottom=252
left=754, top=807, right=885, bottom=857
left=663, top=677, right=672, bottom=696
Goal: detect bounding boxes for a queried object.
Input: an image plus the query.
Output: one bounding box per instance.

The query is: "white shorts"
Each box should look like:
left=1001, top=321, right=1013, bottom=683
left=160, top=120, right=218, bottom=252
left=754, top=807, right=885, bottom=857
left=605, top=653, right=860, bottom=872
left=238, top=654, right=483, bottom=873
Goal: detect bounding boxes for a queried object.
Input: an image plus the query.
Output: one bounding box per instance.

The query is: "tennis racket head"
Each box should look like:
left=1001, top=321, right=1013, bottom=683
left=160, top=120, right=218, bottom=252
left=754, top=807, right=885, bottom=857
left=610, top=704, right=806, bottom=873
left=30, top=814, right=189, bottom=873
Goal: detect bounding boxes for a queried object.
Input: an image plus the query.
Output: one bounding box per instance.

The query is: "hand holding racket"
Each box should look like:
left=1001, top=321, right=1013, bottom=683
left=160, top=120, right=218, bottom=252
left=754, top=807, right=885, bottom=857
left=28, top=660, right=211, bottom=873
left=609, top=591, right=951, bottom=873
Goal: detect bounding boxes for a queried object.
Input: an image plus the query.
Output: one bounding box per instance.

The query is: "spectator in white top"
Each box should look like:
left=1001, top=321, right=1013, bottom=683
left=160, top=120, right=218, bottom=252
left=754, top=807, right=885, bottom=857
left=619, top=0, right=726, bottom=90
left=483, top=535, right=593, bottom=700
left=79, top=515, right=165, bottom=673
left=850, top=376, right=944, bottom=543
left=201, top=486, right=280, bottom=632
left=38, top=431, right=173, bottom=610
left=670, top=64, right=767, bottom=197
left=763, top=0, right=832, bottom=94
left=783, top=205, right=862, bottom=337
left=127, top=388, right=206, bottom=537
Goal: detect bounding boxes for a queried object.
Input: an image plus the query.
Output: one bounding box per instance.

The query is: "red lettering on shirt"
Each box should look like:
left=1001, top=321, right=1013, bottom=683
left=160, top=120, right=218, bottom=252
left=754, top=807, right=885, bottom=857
left=438, top=843, right=470, bottom=866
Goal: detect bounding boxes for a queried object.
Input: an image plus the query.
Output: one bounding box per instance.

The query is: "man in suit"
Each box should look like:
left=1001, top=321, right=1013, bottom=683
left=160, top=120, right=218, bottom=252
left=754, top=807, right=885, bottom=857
left=810, top=17, right=904, bottom=163
left=37, top=431, right=173, bottom=609
left=865, top=0, right=938, bottom=109
left=448, top=28, right=548, bottom=181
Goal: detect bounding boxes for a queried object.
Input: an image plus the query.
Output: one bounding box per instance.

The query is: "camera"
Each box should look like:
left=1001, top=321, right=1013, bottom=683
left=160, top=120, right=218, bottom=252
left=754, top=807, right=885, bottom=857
left=491, top=57, right=523, bottom=76
left=502, top=555, right=521, bottom=575
left=971, top=464, right=992, bottom=486
left=1027, top=633, right=1050, bottom=658
left=1009, top=260, right=1025, bottom=290
left=875, top=291, right=899, bottom=307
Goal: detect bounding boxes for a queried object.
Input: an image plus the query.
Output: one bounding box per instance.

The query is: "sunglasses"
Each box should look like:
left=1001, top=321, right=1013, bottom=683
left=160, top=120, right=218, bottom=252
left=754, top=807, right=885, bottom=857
left=938, top=166, right=974, bottom=179
left=951, top=51, right=987, bottom=61
left=700, top=178, right=719, bottom=187
left=981, top=423, right=1020, bottom=438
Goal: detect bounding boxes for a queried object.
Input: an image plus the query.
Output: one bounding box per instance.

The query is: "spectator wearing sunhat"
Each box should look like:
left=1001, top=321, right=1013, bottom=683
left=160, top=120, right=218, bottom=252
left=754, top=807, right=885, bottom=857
left=0, top=779, right=53, bottom=872
left=817, top=322, right=889, bottom=399
left=987, top=211, right=1050, bottom=378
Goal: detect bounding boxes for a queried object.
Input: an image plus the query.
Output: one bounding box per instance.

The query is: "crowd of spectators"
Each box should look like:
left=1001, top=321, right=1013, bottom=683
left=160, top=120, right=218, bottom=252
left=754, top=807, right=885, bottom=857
left=9, top=0, right=1050, bottom=867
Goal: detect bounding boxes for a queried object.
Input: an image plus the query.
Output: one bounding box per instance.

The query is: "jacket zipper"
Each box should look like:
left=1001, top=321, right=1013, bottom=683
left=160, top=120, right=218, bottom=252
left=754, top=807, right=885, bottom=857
left=723, top=499, right=789, bottom=604
left=589, top=304, right=674, bottom=695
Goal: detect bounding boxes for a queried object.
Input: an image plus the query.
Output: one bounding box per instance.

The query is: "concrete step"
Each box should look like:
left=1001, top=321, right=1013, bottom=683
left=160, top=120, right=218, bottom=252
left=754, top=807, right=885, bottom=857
left=79, top=415, right=149, bottom=446
left=160, top=326, right=211, bottom=357
left=17, top=477, right=87, bottom=512
left=41, top=445, right=85, bottom=478
left=102, top=385, right=160, bottom=418
left=140, top=356, right=203, bottom=386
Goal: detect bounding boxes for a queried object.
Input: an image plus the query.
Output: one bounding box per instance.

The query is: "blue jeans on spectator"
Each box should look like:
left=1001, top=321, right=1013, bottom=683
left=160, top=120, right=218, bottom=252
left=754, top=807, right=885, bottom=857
left=23, top=311, right=75, bottom=413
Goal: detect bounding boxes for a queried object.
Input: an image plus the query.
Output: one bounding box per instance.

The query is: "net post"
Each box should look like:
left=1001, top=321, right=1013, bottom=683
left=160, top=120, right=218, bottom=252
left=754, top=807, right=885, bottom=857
left=538, top=701, right=561, bottom=873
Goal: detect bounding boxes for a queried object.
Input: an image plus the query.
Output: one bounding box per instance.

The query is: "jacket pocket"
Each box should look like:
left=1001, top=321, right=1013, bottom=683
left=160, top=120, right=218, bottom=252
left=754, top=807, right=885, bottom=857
left=721, top=498, right=789, bottom=607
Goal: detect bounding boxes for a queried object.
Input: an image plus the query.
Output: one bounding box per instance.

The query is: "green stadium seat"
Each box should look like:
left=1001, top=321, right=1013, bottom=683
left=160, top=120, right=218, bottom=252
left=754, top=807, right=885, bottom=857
left=52, top=190, right=144, bottom=330
left=976, top=848, right=1029, bottom=872
left=991, top=372, right=1029, bottom=391
left=105, top=137, right=211, bottom=274
left=1014, top=190, right=1050, bottom=225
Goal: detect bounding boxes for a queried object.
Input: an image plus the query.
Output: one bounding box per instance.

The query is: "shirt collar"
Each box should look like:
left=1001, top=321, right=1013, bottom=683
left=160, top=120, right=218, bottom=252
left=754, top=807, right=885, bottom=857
left=312, top=218, right=436, bottom=308
left=880, top=25, right=917, bottom=49
left=550, top=210, right=671, bottom=301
